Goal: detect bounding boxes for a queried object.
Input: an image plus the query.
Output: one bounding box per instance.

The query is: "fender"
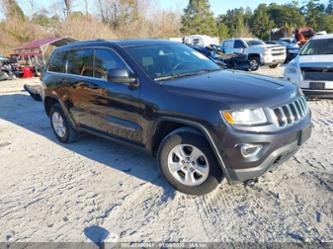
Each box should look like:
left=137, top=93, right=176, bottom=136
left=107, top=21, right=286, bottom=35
left=152, top=117, right=232, bottom=182
left=44, top=93, right=79, bottom=131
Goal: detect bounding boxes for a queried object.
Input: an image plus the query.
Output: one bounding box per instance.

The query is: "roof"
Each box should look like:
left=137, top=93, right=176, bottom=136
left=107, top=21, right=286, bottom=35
left=15, top=36, right=77, bottom=50
left=312, top=33, right=333, bottom=40
left=57, top=38, right=178, bottom=50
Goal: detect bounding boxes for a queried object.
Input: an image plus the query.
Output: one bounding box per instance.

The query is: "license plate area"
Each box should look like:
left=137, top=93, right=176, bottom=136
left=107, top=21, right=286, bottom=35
left=298, top=126, right=312, bottom=145
left=310, top=82, right=325, bottom=90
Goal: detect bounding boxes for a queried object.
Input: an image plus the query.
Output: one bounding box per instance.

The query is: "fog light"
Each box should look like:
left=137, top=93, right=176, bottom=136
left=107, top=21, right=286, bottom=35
left=239, top=144, right=263, bottom=158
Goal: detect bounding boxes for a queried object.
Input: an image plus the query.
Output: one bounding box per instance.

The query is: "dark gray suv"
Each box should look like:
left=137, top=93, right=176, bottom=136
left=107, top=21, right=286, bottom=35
left=42, top=39, right=312, bottom=195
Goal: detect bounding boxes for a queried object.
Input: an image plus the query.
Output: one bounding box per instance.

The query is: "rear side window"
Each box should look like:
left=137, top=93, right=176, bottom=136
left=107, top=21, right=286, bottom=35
left=223, top=40, right=234, bottom=49
left=48, top=51, right=67, bottom=73
left=67, top=49, right=94, bottom=77
left=94, top=49, right=126, bottom=80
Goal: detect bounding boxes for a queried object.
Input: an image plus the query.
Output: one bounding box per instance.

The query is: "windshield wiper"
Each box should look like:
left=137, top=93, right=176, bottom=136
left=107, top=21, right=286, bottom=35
left=154, top=68, right=221, bottom=81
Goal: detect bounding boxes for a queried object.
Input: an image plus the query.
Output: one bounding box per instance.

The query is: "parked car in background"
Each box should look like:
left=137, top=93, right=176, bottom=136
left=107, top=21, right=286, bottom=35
left=183, top=35, right=219, bottom=48
left=278, top=38, right=300, bottom=63
left=0, top=55, right=7, bottom=62
left=190, top=45, right=250, bottom=71
left=222, top=38, right=286, bottom=71
left=265, top=39, right=300, bottom=63
left=284, top=34, right=333, bottom=98
left=42, top=39, right=311, bottom=195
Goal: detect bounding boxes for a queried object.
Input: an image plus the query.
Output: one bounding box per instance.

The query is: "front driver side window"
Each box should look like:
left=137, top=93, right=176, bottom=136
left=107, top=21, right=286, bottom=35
left=234, top=40, right=246, bottom=49
left=94, top=49, right=127, bottom=80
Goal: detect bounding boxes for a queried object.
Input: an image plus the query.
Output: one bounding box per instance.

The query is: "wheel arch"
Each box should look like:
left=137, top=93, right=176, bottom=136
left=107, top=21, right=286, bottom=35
left=248, top=53, right=262, bottom=63
left=151, top=117, right=231, bottom=182
left=43, top=94, right=78, bottom=130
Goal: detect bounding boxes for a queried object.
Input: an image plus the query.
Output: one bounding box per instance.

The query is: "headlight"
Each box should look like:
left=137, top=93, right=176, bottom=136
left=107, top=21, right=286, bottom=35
left=264, top=51, right=270, bottom=56
left=221, top=108, right=267, bottom=126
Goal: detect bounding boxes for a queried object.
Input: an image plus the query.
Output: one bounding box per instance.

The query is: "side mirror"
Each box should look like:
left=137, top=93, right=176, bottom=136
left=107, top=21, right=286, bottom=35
left=107, top=68, right=137, bottom=85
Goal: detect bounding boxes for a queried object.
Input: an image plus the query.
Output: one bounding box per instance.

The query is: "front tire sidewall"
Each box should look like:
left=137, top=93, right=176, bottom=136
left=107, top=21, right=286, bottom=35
left=249, top=57, right=260, bottom=71
left=158, top=131, right=222, bottom=195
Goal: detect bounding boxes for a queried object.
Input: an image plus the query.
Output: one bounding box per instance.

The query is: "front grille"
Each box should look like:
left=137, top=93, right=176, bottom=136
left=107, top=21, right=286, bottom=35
left=273, top=96, right=309, bottom=128
left=302, top=67, right=333, bottom=81
left=272, top=52, right=285, bottom=56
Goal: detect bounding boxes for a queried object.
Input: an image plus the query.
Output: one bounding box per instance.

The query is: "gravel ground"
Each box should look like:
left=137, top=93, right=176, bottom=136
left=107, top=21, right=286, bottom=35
left=0, top=67, right=332, bottom=243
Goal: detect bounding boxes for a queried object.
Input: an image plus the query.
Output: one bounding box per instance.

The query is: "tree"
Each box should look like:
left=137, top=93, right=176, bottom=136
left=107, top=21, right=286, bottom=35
left=96, top=0, right=140, bottom=29
left=217, top=23, right=229, bottom=40
left=251, top=4, right=273, bottom=40
left=327, top=0, right=333, bottom=14
left=64, top=0, right=72, bottom=17
left=218, top=8, right=252, bottom=37
left=302, top=0, right=326, bottom=30
left=322, top=14, right=333, bottom=32
left=265, top=2, right=304, bottom=36
left=1, top=0, right=25, bottom=21
left=181, top=0, right=217, bottom=36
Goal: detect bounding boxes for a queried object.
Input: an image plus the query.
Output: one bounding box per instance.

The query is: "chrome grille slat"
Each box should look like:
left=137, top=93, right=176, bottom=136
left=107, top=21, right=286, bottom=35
left=285, top=105, right=294, bottom=123
left=279, top=107, right=287, bottom=127
left=292, top=102, right=301, bottom=120
left=295, top=100, right=304, bottom=117
left=298, top=99, right=306, bottom=116
left=273, top=97, right=309, bottom=128
left=300, top=97, right=308, bottom=114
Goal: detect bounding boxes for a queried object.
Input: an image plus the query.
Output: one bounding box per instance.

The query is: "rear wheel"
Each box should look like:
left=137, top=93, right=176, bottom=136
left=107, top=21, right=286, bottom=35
left=157, top=128, right=223, bottom=195
left=49, top=103, right=80, bottom=143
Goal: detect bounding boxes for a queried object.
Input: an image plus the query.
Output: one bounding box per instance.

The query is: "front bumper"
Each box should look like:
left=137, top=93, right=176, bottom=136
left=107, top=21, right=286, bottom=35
left=262, top=55, right=286, bottom=65
left=213, top=117, right=312, bottom=183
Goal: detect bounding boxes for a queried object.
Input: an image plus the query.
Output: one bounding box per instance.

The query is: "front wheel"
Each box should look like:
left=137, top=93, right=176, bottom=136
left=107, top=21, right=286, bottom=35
left=157, top=128, right=223, bottom=195
left=249, top=56, right=260, bottom=71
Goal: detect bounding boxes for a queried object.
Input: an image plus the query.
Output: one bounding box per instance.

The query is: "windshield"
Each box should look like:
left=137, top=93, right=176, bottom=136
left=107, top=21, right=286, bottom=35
left=246, top=40, right=265, bottom=46
left=126, top=44, right=220, bottom=80
left=300, top=39, right=333, bottom=55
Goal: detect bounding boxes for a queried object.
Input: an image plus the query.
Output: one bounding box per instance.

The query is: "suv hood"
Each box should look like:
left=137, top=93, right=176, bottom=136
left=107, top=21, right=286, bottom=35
left=297, top=55, right=333, bottom=67
left=162, top=70, right=298, bottom=108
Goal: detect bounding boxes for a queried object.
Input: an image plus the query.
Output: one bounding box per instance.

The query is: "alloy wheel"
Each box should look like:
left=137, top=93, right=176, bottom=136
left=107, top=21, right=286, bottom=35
left=167, top=144, right=209, bottom=186
left=52, top=112, right=66, bottom=138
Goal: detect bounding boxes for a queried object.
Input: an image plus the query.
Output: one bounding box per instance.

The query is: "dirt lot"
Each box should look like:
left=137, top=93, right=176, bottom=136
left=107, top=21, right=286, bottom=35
left=0, top=67, right=332, bottom=243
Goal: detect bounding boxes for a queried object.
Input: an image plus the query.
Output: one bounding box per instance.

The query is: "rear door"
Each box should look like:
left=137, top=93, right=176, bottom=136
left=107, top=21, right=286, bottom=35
left=67, top=47, right=143, bottom=145
left=222, top=40, right=234, bottom=54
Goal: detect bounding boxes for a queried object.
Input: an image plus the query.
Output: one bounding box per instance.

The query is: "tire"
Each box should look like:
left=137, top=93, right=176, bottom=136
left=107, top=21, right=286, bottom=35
left=269, top=64, right=279, bottom=68
left=49, top=103, right=80, bottom=143
left=249, top=56, right=260, bottom=71
left=157, top=128, right=223, bottom=195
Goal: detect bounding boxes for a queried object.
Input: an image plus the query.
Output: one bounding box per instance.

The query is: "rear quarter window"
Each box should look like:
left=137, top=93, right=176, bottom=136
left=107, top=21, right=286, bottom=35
left=48, top=51, right=67, bottom=73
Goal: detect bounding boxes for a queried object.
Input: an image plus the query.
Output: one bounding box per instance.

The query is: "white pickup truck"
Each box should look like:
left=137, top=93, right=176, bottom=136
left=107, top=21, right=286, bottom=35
left=222, top=38, right=286, bottom=70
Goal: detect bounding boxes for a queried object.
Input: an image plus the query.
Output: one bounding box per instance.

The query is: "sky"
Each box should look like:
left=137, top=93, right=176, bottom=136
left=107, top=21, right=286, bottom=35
left=14, top=0, right=329, bottom=17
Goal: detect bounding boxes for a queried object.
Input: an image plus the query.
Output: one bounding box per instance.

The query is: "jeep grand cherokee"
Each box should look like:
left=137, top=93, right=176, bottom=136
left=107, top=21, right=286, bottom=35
left=42, top=39, right=312, bottom=195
